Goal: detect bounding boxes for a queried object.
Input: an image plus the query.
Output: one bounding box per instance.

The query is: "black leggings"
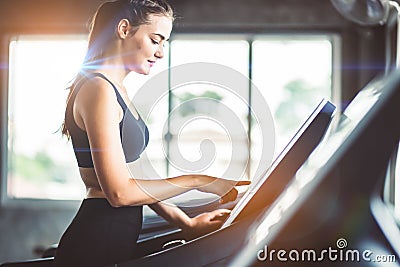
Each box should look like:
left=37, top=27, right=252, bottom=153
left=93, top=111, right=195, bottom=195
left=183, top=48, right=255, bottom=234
left=54, top=198, right=143, bottom=267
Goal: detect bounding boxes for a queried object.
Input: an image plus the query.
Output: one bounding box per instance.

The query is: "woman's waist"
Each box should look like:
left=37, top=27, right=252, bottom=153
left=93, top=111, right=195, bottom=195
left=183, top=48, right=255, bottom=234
left=79, top=167, right=104, bottom=196
left=77, top=198, right=143, bottom=224
left=86, top=187, right=107, bottom=199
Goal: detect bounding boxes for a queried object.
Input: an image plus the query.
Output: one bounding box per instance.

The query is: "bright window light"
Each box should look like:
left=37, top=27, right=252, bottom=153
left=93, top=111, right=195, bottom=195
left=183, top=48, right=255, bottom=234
left=252, top=37, right=333, bottom=160
left=7, top=36, right=87, bottom=200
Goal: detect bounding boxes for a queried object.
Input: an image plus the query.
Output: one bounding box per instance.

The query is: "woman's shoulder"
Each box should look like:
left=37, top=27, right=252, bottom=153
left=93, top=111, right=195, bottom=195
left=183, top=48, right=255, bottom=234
left=76, top=76, right=118, bottom=103
left=74, top=76, right=120, bottom=117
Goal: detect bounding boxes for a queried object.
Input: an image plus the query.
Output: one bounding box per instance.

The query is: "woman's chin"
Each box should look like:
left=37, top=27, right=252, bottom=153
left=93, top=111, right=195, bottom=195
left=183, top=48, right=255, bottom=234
left=131, top=67, right=150, bottom=76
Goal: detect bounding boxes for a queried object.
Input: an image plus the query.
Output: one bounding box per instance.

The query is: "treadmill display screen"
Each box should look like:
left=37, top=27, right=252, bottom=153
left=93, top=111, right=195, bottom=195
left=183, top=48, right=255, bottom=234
left=222, top=99, right=336, bottom=228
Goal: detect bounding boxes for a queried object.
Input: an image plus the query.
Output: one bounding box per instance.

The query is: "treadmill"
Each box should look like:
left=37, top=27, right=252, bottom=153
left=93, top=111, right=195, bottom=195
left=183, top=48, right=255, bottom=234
left=230, top=72, right=400, bottom=266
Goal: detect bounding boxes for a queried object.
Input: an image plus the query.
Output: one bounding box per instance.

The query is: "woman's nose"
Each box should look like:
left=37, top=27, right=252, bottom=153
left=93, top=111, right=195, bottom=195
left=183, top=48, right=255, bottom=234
left=155, top=46, right=164, bottom=59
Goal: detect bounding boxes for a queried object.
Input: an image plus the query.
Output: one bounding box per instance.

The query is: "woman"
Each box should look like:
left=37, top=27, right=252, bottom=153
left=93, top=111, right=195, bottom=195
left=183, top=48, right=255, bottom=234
left=55, top=0, right=249, bottom=266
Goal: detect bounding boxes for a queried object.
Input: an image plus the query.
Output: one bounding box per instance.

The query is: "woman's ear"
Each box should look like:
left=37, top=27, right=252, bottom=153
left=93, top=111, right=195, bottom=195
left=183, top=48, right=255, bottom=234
left=117, top=19, right=130, bottom=39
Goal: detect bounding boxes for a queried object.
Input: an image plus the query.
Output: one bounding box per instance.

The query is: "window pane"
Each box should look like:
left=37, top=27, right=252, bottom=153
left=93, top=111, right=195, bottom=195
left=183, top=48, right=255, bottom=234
left=170, top=39, right=249, bottom=177
left=7, top=36, right=87, bottom=200
left=166, top=39, right=250, bottom=205
left=251, top=37, right=333, bottom=178
left=171, top=39, right=249, bottom=76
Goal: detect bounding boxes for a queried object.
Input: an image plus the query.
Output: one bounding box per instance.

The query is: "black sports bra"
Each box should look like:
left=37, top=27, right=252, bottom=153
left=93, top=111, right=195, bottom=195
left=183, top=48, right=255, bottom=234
left=65, top=72, right=149, bottom=168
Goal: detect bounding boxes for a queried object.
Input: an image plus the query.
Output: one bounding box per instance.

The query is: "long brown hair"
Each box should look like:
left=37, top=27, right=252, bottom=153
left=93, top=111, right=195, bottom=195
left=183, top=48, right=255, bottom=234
left=61, top=0, right=174, bottom=138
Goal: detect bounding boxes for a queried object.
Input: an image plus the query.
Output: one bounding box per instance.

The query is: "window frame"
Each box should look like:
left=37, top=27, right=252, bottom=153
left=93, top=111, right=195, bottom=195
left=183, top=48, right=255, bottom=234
left=0, top=35, right=10, bottom=208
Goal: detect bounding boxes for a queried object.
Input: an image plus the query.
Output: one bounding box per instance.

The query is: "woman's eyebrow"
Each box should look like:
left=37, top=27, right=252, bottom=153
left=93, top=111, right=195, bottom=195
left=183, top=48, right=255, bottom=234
left=152, top=33, right=169, bottom=41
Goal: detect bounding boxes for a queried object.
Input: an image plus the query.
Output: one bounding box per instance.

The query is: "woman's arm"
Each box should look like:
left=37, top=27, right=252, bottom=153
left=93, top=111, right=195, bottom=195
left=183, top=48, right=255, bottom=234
left=148, top=202, right=231, bottom=235
left=75, top=77, right=249, bottom=207
left=148, top=202, right=192, bottom=230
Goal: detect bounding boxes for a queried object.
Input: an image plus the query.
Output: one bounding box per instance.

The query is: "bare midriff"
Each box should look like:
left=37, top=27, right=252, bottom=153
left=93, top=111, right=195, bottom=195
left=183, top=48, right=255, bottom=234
left=79, top=167, right=107, bottom=199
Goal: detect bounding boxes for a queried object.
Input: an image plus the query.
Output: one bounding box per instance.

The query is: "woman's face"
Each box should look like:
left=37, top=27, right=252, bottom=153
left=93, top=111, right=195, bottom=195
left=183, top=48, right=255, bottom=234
left=122, top=14, right=172, bottom=75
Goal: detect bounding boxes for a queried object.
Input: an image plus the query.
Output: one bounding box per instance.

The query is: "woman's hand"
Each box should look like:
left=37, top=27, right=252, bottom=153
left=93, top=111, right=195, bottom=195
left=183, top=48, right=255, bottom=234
left=195, top=176, right=251, bottom=204
left=186, top=209, right=231, bottom=236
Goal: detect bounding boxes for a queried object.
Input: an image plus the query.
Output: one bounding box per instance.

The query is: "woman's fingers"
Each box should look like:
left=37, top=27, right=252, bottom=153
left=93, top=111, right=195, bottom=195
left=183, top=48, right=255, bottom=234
left=235, top=180, right=251, bottom=186
left=209, top=209, right=231, bottom=223
left=219, top=180, right=250, bottom=204
left=196, top=176, right=251, bottom=203
left=220, top=188, right=238, bottom=204
left=209, top=209, right=231, bottom=218
left=220, top=180, right=250, bottom=203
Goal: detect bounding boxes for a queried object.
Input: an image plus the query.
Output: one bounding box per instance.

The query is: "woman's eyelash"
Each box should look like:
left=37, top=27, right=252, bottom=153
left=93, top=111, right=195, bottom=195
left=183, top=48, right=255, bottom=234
left=151, top=39, right=159, bottom=45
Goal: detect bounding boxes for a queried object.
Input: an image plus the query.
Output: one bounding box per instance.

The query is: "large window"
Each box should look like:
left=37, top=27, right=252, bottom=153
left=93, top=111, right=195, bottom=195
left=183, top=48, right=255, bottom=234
left=252, top=37, right=333, bottom=153
left=6, top=35, right=88, bottom=201
left=3, top=34, right=338, bottom=205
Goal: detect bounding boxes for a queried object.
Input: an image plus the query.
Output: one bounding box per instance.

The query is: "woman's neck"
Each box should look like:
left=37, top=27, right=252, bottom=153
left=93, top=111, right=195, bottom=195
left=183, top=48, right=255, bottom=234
left=94, top=50, right=128, bottom=86
left=98, top=69, right=127, bottom=88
